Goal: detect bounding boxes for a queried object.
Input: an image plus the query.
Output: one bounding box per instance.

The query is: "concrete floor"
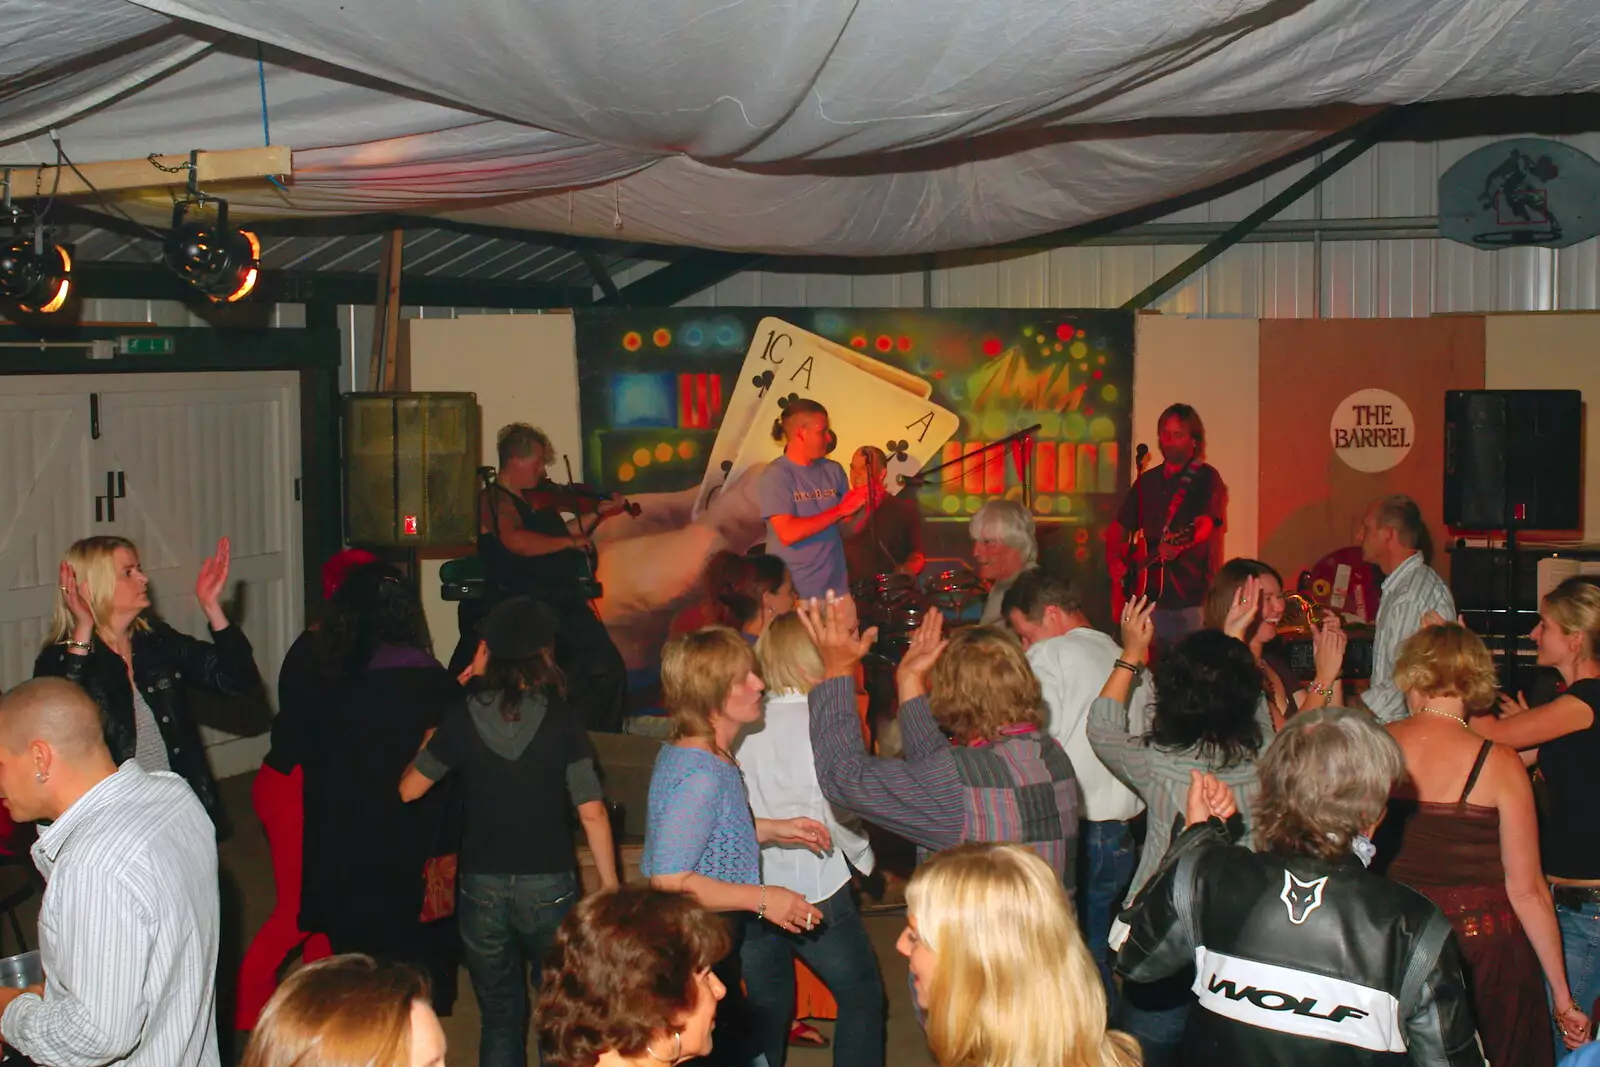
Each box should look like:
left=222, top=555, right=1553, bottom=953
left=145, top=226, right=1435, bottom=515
left=178, top=773, right=933, bottom=1066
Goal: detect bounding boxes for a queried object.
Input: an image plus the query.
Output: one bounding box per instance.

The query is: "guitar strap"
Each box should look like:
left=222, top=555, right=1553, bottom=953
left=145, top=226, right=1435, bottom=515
left=1159, top=459, right=1204, bottom=541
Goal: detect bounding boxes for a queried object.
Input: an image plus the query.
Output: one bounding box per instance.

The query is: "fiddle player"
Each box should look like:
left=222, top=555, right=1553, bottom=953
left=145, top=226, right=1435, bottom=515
left=842, top=445, right=926, bottom=586
left=1105, top=403, right=1226, bottom=649
left=478, top=422, right=628, bottom=732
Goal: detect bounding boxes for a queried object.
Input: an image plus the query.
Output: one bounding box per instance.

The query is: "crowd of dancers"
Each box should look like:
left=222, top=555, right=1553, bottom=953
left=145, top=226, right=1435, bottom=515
left=1, top=400, right=1599, bottom=1067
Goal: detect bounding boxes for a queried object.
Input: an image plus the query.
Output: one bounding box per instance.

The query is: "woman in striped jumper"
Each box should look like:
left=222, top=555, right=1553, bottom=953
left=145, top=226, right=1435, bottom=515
left=799, top=597, right=1079, bottom=890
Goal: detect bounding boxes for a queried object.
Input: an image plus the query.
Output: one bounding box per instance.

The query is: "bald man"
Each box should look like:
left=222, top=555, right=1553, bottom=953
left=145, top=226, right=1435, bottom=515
left=0, top=677, right=219, bottom=1067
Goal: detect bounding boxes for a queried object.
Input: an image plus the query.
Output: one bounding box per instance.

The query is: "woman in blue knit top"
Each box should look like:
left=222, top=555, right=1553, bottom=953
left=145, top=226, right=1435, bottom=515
left=641, top=626, right=831, bottom=1066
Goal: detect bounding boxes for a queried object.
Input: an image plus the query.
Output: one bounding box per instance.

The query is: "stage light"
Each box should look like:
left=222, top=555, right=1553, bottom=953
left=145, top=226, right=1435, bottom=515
left=0, top=231, right=72, bottom=313
left=164, top=199, right=260, bottom=302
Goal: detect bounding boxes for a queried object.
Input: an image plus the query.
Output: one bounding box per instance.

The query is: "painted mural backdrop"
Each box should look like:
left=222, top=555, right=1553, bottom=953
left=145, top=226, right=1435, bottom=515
left=574, top=308, right=1134, bottom=667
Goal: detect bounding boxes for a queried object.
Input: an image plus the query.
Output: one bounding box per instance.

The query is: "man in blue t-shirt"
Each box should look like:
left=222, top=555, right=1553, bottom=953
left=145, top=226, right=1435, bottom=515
left=759, top=399, right=871, bottom=600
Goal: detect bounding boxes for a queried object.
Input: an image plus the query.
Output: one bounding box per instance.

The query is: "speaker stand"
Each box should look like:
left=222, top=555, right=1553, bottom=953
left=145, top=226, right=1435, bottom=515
left=1503, top=523, right=1519, bottom=695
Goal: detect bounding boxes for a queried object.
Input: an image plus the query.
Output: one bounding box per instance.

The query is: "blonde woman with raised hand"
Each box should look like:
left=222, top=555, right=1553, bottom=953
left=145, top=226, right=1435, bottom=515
left=34, top=534, right=257, bottom=827
left=899, top=843, right=1141, bottom=1067
left=739, top=612, right=883, bottom=1067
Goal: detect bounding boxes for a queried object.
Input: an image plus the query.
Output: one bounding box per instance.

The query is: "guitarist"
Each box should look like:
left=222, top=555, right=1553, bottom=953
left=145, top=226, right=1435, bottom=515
left=1106, top=403, right=1227, bottom=649
left=475, top=422, right=629, bottom=731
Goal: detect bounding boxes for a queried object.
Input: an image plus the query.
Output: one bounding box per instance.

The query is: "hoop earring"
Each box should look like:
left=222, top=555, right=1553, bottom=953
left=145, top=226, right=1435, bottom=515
left=34, top=771, right=47, bottom=783
left=644, top=1032, right=682, bottom=1064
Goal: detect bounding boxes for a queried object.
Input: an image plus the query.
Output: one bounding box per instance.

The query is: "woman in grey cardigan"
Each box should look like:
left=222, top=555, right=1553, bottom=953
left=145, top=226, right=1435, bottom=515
left=1088, top=588, right=1278, bottom=1067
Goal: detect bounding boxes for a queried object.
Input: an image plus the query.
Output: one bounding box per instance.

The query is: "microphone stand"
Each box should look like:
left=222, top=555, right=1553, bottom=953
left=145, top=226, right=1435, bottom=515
left=897, top=424, right=1044, bottom=508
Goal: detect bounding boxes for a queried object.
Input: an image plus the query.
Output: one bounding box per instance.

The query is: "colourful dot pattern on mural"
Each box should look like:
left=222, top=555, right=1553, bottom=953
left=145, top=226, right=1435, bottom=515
left=584, top=311, right=1133, bottom=523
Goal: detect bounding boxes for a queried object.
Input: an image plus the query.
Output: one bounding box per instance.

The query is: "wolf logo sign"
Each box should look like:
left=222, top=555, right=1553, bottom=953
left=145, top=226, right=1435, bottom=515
left=1280, top=871, right=1328, bottom=925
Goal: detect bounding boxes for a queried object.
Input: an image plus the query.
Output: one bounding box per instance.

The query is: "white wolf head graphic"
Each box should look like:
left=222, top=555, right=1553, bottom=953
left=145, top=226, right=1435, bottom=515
left=1280, top=871, right=1328, bottom=925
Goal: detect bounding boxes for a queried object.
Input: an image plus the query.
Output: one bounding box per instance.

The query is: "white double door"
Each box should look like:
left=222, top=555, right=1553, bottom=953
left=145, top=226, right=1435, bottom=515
left=0, top=371, right=303, bottom=778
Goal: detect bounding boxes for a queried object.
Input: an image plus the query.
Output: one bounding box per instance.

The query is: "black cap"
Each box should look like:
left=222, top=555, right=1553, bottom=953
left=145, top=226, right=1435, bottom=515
left=481, top=596, right=556, bottom=659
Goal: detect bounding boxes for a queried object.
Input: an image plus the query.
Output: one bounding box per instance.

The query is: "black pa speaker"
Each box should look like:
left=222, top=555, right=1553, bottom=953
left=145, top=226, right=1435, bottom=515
left=344, top=392, right=482, bottom=547
left=1444, top=389, right=1581, bottom=530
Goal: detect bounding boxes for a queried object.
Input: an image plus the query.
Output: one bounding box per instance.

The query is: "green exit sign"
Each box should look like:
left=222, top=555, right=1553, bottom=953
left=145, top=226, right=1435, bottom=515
left=117, top=335, right=175, bottom=356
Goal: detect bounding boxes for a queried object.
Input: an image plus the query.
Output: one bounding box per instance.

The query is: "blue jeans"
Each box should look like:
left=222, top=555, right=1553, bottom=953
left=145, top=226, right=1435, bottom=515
left=1080, top=820, right=1138, bottom=1012
left=741, top=884, right=886, bottom=1067
left=1113, top=966, right=1193, bottom=1067
left=459, top=870, right=579, bottom=1067
left=1554, top=900, right=1600, bottom=1062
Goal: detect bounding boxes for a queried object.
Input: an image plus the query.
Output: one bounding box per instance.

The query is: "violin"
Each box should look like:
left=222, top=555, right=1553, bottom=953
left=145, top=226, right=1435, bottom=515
left=520, top=481, right=642, bottom=518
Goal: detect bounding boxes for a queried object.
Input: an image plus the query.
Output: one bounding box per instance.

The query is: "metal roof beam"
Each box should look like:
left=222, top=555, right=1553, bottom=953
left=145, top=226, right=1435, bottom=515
left=596, top=251, right=764, bottom=306
left=68, top=262, right=589, bottom=310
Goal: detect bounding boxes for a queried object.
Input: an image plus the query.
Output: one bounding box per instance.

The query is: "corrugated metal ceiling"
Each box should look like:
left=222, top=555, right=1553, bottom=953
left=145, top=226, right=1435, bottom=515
left=61, top=225, right=647, bottom=287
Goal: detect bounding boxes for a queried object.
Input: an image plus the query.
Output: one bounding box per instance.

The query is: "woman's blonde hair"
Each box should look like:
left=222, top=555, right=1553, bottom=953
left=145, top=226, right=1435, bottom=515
left=754, top=612, right=822, bottom=694
left=47, top=536, right=150, bottom=645
left=928, top=627, right=1043, bottom=743
left=907, top=844, right=1140, bottom=1067
left=1393, top=623, right=1498, bottom=711
left=1543, top=577, right=1600, bottom=661
left=660, top=627, right=758, bottom=743
left=241, top=954, right=428, bottom=1067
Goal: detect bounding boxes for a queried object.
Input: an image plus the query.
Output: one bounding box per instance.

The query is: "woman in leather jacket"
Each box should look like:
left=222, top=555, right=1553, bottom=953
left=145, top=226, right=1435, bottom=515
left=1117, top=706, right=1485, bottom=1067
left=34, top=535, right=258, bottom=828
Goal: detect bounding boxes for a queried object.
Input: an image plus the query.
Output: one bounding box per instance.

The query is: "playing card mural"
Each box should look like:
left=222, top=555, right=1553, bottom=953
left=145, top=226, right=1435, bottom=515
left=575, top=308, right=1134, bottom=668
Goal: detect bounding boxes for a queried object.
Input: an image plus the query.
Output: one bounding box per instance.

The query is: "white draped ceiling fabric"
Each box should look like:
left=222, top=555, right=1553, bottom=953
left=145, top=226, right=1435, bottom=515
left=4, top=0, right=1599, bottom=255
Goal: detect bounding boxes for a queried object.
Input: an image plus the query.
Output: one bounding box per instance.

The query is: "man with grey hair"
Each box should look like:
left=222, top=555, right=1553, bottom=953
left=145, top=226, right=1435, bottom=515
left=0, top=677, right=220, bottom=1066
left=1117, top=706, right=1482, bottom=1067
left=1358, top=493, right=1456, bottom=723
left=970, top=499, right=1039, bottom=624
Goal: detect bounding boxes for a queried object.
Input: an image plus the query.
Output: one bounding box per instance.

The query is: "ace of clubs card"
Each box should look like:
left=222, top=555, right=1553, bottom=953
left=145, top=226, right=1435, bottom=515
left=721, top=328, right=959, bottom=495
left=694, top=318, right=934, bottom=515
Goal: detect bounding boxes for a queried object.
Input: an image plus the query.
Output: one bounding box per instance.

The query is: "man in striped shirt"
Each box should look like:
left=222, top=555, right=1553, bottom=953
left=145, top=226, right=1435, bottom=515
left=0, top=678, right=219, bottom=1067
left=1359, top=494, right=1457, bottom=723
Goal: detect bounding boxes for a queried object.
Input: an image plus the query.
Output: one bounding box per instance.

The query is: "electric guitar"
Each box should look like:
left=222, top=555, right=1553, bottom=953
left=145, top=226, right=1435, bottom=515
left=1126, top=522, right=1198, bottom=604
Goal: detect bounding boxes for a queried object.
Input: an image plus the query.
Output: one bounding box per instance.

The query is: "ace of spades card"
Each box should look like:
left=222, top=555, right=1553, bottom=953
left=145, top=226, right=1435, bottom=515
left=694, top=318, right=935, bottom=515
left=720, top=325, right=959, bottom=497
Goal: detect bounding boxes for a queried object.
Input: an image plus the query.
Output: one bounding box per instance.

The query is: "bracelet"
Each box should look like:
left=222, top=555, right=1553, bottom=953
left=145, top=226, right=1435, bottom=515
left=756, top=884, right=767, bottom=922
left=1113, top=659, right=1144, bottom=677
left=64, top=639, right=91, bottom=653
left=1306, top=679, right=1336, bottom=697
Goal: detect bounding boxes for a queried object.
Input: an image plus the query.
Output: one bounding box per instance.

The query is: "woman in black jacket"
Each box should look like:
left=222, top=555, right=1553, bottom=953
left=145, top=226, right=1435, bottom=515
left=34, top=534, right=259, bottom=826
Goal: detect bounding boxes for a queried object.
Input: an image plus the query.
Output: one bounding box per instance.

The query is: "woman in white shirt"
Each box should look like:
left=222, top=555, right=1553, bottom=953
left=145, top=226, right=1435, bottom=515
left=738, top=613, right=885, bottom=1067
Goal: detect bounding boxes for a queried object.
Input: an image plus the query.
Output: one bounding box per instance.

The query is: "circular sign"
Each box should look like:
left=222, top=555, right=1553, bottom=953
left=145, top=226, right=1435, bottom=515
left=1329, top=388, right=1414, bottom=472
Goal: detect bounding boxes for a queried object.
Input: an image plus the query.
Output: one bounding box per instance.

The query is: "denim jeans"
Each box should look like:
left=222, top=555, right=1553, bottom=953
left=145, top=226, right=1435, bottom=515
left=1553, top=900, right=1600, bottom=1063
left=458, top=870, right=579, bottom=1067
left=1080, top=820, right=1138, bottom=1012
left=1112, top=966, right=1193, bottom=1067
left=741, top=884, right=886, bottom=1067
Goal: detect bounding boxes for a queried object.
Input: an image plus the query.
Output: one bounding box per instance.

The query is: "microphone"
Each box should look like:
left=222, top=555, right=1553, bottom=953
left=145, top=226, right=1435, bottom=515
left=1135, top=443, right=1148, bottom=464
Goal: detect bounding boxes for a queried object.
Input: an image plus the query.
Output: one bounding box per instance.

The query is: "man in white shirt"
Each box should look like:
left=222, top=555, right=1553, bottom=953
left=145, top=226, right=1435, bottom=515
left=1003, top=569, right=1150, bottom=1008
left=1358, top=494, right=1457, bottom=723
left=0, top=677, right=219, bottom=1067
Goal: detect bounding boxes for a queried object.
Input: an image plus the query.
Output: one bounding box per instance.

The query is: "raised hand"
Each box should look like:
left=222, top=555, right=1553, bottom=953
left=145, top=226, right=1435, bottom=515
left=1119, top=595, right=1156, bottom=664
left=796, top=595, right=877, bottom=680
left=1310, top=615, right=1347, bottom=685
left=195, top=537, right=231, bottom=628
left=895, top=610, right=948, bottom=702
left=1222, top=576, right=1262, bottom=641
left=58, top=559, right=95, bottom=638
left=1184, top=770, right=1238, bottom=827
